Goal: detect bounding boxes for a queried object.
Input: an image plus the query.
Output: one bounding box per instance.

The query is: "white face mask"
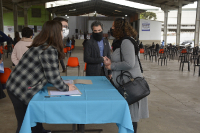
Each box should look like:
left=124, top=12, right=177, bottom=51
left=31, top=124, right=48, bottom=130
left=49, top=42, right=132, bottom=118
left=62, top=28, right=69, bottom=39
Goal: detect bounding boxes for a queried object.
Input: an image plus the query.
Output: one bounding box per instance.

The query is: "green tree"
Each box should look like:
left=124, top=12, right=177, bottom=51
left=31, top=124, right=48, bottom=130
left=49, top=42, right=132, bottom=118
left=140, top=12, right=157, bottom=20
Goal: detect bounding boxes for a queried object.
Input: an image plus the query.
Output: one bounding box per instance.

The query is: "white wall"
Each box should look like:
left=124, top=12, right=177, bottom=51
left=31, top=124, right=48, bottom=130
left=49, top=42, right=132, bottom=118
left=161, top=32, right=195, bottom=45
left=88, top=20, right=113, bottom=33
left=62, top=16, right=77, bottom=38
left=139, top=19, right=161, bottom=41
left=151, top=9, right=196, bottom=25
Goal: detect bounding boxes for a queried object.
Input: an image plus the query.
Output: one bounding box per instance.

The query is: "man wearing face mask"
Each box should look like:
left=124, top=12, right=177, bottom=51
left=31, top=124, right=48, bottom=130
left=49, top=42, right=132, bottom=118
left=53, top=17, right=69, bottom=73
left=84, top=21, right=111, bottom=78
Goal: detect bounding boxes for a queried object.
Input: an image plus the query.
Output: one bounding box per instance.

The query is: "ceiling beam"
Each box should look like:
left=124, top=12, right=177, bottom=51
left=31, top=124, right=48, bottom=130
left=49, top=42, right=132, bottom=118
left=18, top=0, right=57, bottom=5
left=126, top=0, right=177, bottom=10
left=53, top=4, right=94, bottom=14
left=55, top=6, right=95, bottom=15
left=58, top=8, right=95, bottom=16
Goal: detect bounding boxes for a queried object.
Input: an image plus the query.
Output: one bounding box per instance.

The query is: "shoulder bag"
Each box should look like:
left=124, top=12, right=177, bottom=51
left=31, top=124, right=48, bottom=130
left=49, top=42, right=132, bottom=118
left=115, top=39, right=150, bottom=105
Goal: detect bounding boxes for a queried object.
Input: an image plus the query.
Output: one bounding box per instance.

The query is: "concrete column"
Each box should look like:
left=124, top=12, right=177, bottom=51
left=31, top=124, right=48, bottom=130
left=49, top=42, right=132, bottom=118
left=163, top=10, right=168, bottom=46
left=194, top=0, right=200, bottom=47
left=0, top=0, right=3, bottom=31
left=176, top=1, right=182, bottom=46
left=24, top=7, right=28, bottom=27
left=13, top=3, right=18, bottom=32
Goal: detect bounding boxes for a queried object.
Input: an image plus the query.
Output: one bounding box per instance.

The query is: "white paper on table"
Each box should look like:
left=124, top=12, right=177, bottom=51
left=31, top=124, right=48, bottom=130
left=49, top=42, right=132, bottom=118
left=63, top=80, right=74, bottom=84
left=63, top=79, right=92, bottom=84
left=49, top=90, right=81, bottom=96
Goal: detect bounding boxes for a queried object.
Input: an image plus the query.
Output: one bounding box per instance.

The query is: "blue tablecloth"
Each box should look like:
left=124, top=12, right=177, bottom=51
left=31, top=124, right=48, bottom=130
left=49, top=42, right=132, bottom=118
left=20, top=76, right=134, bottom=133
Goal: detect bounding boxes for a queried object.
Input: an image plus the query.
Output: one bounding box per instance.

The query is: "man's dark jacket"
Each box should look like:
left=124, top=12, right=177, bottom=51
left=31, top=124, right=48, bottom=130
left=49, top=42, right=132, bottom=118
left=84, top=37, right=111, bottom=76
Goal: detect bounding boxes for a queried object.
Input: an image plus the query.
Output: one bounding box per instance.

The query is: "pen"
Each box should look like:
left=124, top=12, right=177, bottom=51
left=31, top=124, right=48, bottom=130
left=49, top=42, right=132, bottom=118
left=45, top=96, right=61, bottom=98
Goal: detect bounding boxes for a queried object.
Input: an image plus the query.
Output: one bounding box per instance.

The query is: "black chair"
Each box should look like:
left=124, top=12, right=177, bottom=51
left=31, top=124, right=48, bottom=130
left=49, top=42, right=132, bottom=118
left=149, top=48, right=157, bottom=62
left=158, top=52, right=167, bottom=66
left=179, top=53, right=190, bottom=71
left=193, top=55, right=200, bottom=76
left=143, top=47, right=149, bottom=60
left=178, top=48, right=187, bottom=62
left=190, top=47, right=199, bottom=64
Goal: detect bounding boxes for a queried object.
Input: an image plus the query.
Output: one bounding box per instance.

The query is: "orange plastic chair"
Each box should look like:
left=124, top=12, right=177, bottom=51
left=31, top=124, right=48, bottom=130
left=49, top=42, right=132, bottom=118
left=0, top=49, right=3, bottom=54
left=71, top=45, right=74, bottom=50
left=66, top=47, right=71, bottom=57
left=140, top=48, right=144, bottom=53
left=181, top=49, right=187, bottom=54
left=66, top=47, right=71, bottom=51
left=83, top=63, right=87, bottom=76
left=63, top=47, right=68, bottom=53
left=0, top=46, right=3, bottom=54
left=4, top=45, right=7, bottom=50
left=159, top=49, right=164, bottom=54
left=0, top=68, right=12, bottom=84
left=65, top=57, right=80, bottom=76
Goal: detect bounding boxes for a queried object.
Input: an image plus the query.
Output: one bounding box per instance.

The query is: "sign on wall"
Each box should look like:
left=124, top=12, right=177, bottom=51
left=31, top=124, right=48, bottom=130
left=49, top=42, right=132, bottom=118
left=142, top=22, right=150, bottom=31
left=6, top=26, right=14, bottom=33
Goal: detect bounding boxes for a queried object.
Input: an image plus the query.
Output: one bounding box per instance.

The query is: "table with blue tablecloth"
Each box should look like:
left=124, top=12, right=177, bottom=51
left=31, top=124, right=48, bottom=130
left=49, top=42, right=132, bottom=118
left=20, top=76, right=134, bottom=133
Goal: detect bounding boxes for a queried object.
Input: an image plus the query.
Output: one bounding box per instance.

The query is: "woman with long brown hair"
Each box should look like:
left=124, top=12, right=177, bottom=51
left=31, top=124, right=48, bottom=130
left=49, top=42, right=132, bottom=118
left=104, top=18, right=149, bottom=133
left=6, top=20, right=76, bottom=133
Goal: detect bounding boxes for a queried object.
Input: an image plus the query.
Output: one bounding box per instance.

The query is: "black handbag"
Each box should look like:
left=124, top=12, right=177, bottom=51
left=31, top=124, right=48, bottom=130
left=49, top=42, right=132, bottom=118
left=116, top=71, right=150, bottom=105
left=114, top=38, right=150, bottom=105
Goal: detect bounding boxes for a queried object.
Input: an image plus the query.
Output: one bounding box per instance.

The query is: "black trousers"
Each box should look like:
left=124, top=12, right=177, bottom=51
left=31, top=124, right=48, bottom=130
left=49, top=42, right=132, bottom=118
left=100, top=67, right=106, bottom=76
left=7, top=90, right=43, bottom=133
left=0, top=82, right=6, bottom=99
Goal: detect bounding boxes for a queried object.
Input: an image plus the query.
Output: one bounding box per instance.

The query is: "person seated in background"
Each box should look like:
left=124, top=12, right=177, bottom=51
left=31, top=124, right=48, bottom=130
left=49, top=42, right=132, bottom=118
left=149, top=42, right=155, bottom=49
left=11, top=27, right=33, bottom=66
left=139, top=42, right=143, bottom=49
left=66, top=37, right=72, bottom=48
left=155, top=43, right=160, bottom=55
left=152, top=42, right=155, bottom=48
left=66, top=37, right=72, bottom=56
left=71, top=35, right=75, bottom=46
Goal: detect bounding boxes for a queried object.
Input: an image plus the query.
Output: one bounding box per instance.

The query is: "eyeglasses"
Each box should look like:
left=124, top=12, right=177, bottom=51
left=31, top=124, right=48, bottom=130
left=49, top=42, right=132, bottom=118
left=63, top=25, right=69, bottom=29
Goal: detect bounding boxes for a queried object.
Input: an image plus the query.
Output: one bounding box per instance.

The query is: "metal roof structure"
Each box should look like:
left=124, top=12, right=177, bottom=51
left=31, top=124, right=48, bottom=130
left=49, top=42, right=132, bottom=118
left=46, top=0, right=145, bottom=17
left=1, top=0, right=198, bottom=15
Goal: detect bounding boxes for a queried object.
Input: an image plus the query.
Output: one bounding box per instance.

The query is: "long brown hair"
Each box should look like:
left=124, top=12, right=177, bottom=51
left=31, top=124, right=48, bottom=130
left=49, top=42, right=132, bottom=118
left=28, top=20, right=65, bottom=60
left=113, top=18, right=137, bottom=40
left=15, top=31, right=21, bottom=42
